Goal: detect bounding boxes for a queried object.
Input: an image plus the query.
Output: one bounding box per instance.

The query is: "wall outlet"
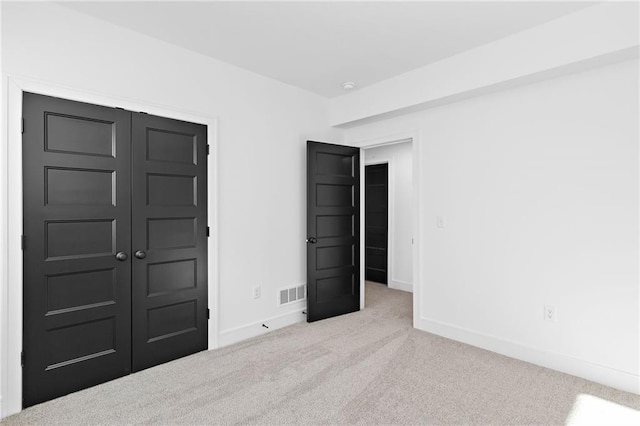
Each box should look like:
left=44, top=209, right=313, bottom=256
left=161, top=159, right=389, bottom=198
left=437, top=215, right=447, bottom=228
left=253, top=285, right=261, bottom=299
left=544, top=305, right=556, bottom=322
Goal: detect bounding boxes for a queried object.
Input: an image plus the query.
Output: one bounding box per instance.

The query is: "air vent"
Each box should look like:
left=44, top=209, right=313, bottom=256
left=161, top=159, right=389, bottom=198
left=278, top=284, right=306, bottom=306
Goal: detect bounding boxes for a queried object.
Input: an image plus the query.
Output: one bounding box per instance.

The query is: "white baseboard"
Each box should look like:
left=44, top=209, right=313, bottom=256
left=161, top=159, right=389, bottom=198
left=218, top=306, right=306, bottom=348
left=389, top=279, right=412, bottom=293
left=419, top=316, right=639, bottom=395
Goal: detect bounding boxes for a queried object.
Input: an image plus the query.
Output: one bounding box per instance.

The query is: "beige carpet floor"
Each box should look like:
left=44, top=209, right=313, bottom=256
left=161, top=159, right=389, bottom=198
left=3, top=281, right=640, bottom=425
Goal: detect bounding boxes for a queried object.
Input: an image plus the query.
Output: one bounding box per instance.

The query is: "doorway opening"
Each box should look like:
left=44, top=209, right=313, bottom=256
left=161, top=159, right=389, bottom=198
left=361, top=139, right=414, bottom=319
left=305, top=137, right=418, bottom=327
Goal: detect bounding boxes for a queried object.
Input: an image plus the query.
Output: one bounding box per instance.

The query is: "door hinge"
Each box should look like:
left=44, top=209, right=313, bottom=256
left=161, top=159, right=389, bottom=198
left=206, top=145, right=210, bottom=155
left=21, top=351, right=24, bottom=368
left=206, top=226, right=210, bottom=237
left=21, top=118, right=25, bottom=134
left=21, top=235, right=26, bottom=250
left=207, top=308, right=210, bottom=319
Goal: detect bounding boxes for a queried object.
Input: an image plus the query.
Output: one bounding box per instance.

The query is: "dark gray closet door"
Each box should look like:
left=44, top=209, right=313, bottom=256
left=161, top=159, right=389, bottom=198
left=365, top=163, right=388, bottom=284
left=23, top=93, right=210, bottom=407
left=306, top=141, right=360, bottom=322
left=130, top=112, right=208, bottom=371
left=22, top=93, right=132, bottom=407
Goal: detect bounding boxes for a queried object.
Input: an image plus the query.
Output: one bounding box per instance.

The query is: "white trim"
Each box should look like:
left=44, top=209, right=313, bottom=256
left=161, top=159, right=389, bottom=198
left=412, top=132, right=422, bottom=329
left=207, top=121, right=220, bottom=352
left=353, top=132, right=419, bottom=328
left=388, top=280, right=412, bottom=293
left=359, top=136, right=413, bottom=150
left=218, top=307, right=306, bottom=348
left=419, top=315, right=640, bottom=395
left=3, top=80, right=24, bottom=419
left=0, top=75, right=220, bottom=418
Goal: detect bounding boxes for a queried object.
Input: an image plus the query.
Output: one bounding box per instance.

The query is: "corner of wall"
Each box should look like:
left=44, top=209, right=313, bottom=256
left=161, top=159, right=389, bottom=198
left=218, top=307, right=306, bottom=348
left=388, top=280, right=412, bottom=293
left=418, top=316, right=640, bottom=395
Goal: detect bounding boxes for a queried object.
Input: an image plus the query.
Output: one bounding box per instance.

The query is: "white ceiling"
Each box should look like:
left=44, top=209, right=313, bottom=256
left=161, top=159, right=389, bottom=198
left=61, top=1, right=594, bottom=98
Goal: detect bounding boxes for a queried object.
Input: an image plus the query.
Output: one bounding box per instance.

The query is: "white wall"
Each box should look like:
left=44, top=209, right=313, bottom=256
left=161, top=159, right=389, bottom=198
left=347, top=59, right=640, bottom=393
left=0, top=2, right=341, bottom=416
left=364, top=142, right=413, bottom=291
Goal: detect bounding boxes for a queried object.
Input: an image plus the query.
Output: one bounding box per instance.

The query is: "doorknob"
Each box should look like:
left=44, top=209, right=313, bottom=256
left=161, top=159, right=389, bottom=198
left=115, top=251, right=128, bottom=261
left=306, top=237, right=317, bottom=244
left=134, top=250, right=147, bottom=259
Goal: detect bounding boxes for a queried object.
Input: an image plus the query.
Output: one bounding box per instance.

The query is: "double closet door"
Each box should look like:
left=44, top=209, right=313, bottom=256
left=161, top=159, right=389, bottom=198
left=22, top=93, right=208, bottom=407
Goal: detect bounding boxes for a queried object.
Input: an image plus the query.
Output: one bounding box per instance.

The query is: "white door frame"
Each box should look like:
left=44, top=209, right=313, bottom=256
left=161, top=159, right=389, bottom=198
left=355, top=133, right=420, bottom=329
left=0, top=76, right=220, bottom=418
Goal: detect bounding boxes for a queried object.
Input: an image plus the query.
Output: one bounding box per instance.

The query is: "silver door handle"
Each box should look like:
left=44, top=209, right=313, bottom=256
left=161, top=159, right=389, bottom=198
left=115, top=251, right=128, bottom=261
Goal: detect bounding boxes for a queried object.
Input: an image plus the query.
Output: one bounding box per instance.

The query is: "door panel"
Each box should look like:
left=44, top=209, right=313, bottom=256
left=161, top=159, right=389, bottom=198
left=365, top=164, right=388, bottom=284
left=22, top=93, right=132, bottom=407
left=131, top=113, right=208, bottom=371
left=306, top=141, right=360, bottom=322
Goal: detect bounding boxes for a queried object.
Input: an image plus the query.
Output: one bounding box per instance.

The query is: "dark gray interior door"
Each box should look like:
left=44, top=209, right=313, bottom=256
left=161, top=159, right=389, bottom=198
left=365, top=163, right=388, bottom=284
left=22, top=93, right=132, bottom=407
left=306, top=141, right=360, bottom=322
left=131, top=113, right=208, bottom=371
